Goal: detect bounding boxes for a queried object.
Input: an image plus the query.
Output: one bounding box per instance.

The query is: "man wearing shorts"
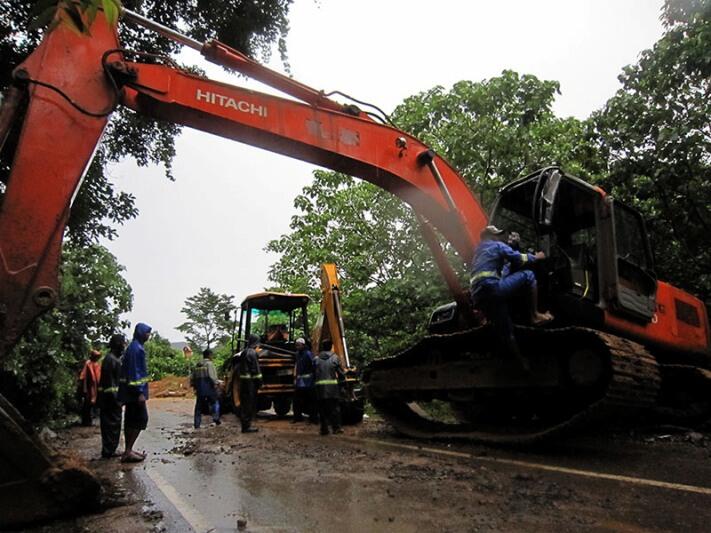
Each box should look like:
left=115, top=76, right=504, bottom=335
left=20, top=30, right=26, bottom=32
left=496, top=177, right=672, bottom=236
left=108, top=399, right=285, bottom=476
left=118, top=322, right=152, bottom=463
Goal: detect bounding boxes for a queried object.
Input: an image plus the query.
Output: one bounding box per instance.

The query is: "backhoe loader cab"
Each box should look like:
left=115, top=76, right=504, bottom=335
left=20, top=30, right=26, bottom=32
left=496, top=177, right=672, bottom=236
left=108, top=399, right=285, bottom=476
left=237, top=292, right=311, bottom=351
left=224, top=276, right=365, bottom=424
left=227, top=292, right=310, bottom=416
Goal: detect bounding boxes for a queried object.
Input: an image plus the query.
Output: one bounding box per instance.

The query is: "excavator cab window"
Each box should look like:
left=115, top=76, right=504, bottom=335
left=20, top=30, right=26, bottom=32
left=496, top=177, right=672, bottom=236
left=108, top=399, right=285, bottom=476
left=492, top=174, right=600, bottom=302
left=609, top=201, right=657, bottom=320
left=489, top=179, right=538, bottom=251
left=547, top=179, right=599, bottom=302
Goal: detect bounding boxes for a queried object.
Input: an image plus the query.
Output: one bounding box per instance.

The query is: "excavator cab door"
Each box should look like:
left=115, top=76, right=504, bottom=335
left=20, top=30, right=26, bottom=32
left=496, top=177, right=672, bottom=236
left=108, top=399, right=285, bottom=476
left=598, top=198, right=657, bottom=321
left=536, top=168, right=562, bottom=228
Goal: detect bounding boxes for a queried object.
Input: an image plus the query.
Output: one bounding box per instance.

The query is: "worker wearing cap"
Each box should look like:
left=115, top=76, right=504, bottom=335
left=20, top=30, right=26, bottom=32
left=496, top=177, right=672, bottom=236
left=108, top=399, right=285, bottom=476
left=292, top=338, right=317, bottom=423
left=314, top=339, right=345, bottom=436
left=238, top=334, right=262, bottom=433
left=470, top=225, right=552, bottom=366
left=191, top=348, right=221, bottom=428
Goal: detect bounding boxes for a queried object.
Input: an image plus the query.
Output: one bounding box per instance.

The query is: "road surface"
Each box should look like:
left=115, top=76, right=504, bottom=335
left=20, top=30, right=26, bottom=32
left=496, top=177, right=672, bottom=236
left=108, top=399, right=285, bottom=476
left=21, top=398, right=711, bottom=532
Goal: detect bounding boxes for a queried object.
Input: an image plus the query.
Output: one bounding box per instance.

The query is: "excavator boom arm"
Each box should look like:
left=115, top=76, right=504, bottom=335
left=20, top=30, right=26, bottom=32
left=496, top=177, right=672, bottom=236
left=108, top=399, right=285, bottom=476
left=0, top=15, right=486, bottom=356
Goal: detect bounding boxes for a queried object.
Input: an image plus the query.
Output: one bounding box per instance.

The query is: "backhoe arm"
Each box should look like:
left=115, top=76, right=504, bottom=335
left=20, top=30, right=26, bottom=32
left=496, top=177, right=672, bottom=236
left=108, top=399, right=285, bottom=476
left=0, top=14, right=486, bottom=357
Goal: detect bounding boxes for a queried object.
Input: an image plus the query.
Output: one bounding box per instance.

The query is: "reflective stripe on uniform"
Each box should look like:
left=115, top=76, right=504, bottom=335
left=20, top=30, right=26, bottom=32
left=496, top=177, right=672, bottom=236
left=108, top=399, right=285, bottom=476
left=470, top=270, right=499, bottom=285
left=99, top=386, right=119, bottom=393
left=129, top=377, right=150, bottom=386
left=297, top=373, right=312, bottom=379
left=520, top=253, right=528, bottom=263
left=315, top=379, right=338, bottom=386
left=240, top=373, right=263, bottom=380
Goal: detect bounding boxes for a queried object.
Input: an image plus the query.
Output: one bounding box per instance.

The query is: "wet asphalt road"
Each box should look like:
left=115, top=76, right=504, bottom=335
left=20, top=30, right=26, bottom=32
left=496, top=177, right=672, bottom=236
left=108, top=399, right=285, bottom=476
left=119, top=399, right=711, bottom=532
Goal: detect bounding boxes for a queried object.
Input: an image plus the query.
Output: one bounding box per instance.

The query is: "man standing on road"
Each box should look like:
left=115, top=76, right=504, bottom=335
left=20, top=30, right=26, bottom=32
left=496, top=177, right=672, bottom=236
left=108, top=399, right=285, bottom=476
left=78, top=349, right=102, bottom=426
left=239, top=334, right=262, bottom=433
left=314, top=339, right=345, bottom=436
left=292, top=338, right=317, bottom=423
left=118, top=322, right=152, bottom=463
left=99, top=333, right=125, bottom=458
left=191, top=348, right=221, bottom=428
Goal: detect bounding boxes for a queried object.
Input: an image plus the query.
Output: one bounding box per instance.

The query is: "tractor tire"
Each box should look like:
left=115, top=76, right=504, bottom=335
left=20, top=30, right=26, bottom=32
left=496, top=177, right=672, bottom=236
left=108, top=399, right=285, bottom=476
left=274, top=397, right=292, bottom=417
left=341, top=398, right=365, bottom=425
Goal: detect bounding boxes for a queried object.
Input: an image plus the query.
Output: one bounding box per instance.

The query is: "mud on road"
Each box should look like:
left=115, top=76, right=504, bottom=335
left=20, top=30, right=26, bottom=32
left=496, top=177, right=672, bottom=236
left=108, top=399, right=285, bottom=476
left=20, top=398, right=711, bottom=532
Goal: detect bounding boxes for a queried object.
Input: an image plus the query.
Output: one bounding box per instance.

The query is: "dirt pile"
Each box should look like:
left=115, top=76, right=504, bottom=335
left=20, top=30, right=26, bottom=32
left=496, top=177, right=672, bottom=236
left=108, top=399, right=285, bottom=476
left=150, top=375, right=193, bottom=398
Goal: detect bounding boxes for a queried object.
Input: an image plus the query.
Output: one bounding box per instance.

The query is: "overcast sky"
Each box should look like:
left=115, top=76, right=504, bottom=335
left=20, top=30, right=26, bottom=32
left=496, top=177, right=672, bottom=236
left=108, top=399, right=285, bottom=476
left=103, top=0, right=665, bottom=342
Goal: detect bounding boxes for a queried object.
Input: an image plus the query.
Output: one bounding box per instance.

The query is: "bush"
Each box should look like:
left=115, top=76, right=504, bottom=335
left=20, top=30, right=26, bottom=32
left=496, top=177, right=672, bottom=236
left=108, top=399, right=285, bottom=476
left=145, top=333, right=194, bottom=380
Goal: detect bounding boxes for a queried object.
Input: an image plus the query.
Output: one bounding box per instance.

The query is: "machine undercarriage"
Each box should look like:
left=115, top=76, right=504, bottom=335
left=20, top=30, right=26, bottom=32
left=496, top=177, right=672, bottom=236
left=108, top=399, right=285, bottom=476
left=364, top=324, right=709, bottom=445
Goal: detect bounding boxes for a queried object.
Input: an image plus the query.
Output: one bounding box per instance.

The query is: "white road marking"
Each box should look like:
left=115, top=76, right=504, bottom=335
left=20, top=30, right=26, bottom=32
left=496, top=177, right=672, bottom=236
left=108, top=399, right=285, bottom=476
left=347, top=437, right=711, bottom=496
left=145, top=467, right=216, bottom=533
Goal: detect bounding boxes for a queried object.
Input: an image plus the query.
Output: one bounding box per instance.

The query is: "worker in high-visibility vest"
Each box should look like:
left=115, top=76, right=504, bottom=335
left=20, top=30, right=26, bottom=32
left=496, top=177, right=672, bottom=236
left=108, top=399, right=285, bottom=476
left=292, top=338, right=317, bottom=423
left=118, top=322, right=152, bottom=463
left=469, top=225, right=552, bottom=369
left=191, top=348, right=221, bottom=428
left=313, top=339, right=345, bottom=436
left=99, top=333, right=125, bottom=459
left=238, top=334, right=262, bottom=433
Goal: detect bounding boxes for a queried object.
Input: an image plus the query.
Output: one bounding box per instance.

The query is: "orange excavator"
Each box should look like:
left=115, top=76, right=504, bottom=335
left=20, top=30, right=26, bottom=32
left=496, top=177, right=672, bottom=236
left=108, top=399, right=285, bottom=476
left=0, top=8, right=709, bottom=525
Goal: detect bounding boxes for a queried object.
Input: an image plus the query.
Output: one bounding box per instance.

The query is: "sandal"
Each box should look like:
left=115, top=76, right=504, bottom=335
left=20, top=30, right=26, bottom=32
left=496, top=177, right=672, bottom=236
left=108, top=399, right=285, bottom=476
left=120, top=453, right=145, bottom=463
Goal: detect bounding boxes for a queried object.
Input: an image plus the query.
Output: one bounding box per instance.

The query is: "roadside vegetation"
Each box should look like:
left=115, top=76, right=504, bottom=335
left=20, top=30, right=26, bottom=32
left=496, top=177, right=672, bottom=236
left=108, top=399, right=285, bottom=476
left=0, top=0, right=708, bottom=424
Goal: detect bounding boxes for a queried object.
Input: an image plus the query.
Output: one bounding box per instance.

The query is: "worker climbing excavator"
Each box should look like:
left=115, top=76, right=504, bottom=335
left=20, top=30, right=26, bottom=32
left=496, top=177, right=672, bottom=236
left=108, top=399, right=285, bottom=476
left=0, top=7, right=710, bottom=526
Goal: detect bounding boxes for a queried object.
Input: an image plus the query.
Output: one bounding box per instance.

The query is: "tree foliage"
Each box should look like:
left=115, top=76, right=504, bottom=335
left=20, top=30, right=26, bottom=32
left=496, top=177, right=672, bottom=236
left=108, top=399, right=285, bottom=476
left=177, top=288, right=236, bottom=350
left=1, top=0, right=294, bottom=243
left=0, top=243, right=132, bottom=422
left=591, top=0, right=711, bottom=300
left=145, top=332, right=193, bottom=380
left=394, top=70, right=601, bottom=207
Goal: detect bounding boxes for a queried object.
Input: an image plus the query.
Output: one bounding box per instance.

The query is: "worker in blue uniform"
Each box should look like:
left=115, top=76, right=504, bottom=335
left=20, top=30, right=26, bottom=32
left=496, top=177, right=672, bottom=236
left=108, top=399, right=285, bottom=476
left=470, top=226, right=553, bottom=367
left=292, top=338, right=317, bottom=423
left=118, top=322, right=152, bottom=463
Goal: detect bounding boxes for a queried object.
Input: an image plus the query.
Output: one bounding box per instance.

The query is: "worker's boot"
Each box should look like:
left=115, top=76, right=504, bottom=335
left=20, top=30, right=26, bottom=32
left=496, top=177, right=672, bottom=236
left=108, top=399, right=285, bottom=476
left=529, top=286, right=554, bottom=326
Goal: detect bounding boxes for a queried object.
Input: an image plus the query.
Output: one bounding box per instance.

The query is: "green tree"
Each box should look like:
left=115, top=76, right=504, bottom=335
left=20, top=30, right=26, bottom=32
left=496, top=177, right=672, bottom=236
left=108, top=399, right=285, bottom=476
left=267, top=71, right=596, bottom=364
left=590, top=0, right=711, bottom=300
left=394, top=70, right=601, bottom=207
left=177, top=288, right=236, bottom=350
left=145, top=332, right=192, bottom=380
left=266, top=170, right=449, bottom=362
left=0, top=243, right=133, bottom=422
left=1, top=0, right=294, bottom=243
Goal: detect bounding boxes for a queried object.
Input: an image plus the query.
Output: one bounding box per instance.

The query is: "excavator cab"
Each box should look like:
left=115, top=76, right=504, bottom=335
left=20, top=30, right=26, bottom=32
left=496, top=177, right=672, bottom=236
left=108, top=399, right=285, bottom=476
left=489, top=167, right=658, bottom=326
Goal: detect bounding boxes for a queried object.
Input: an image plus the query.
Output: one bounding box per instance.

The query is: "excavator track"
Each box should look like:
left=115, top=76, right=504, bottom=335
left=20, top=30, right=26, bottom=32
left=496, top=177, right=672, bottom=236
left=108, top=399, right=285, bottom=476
left=363, top=326, right=662, bottom=446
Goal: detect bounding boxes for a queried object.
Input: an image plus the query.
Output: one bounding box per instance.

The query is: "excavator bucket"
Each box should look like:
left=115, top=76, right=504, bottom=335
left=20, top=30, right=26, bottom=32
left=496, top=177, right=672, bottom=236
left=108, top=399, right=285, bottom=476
left=0, top=394, right=100, bottom=528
